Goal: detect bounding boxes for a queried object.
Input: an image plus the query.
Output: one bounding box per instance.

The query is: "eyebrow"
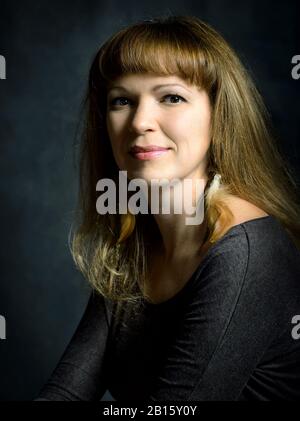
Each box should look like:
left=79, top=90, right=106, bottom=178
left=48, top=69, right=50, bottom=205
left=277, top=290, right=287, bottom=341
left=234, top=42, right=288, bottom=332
left=107, top=83, right=192, bottom=94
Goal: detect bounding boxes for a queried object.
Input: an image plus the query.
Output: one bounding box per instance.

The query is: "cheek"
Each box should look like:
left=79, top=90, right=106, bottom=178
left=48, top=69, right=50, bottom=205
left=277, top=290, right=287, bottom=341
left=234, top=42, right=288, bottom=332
left=172, top=113, right=211, bottom=150
left=107, top=114, right=129, bottom=144
left=106, top=117, right=121, bottom=151
left=106, top=115, right=116, bottom=140
left=189, top=107, right=211, bottom=136
left=105, top=121, right=120, bottom=166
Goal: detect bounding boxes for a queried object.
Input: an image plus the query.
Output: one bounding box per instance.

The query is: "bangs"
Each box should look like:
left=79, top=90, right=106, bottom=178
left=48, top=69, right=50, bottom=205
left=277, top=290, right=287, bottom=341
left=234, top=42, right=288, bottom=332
left=98, top=20, right=217, bottom=92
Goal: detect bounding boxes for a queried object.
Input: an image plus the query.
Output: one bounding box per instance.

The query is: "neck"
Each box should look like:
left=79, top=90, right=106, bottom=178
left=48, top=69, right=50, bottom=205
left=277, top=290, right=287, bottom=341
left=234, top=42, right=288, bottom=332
left=149, top=173, right=209, bottom=262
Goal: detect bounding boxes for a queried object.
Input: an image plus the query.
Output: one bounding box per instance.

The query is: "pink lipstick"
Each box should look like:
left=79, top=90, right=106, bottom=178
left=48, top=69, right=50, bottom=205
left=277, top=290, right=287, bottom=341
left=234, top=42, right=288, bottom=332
left=129, top=145, right=170, bottom=161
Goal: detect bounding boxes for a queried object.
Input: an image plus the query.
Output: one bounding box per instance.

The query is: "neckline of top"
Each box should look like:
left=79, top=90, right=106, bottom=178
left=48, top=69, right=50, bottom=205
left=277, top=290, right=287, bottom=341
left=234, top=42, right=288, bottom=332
left=143, top=215, right=276, bottom=308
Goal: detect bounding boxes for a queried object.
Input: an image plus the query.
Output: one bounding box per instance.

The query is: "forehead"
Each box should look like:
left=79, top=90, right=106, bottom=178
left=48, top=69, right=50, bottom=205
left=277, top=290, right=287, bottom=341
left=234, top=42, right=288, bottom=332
left=107, top=73, right=197, bottom=92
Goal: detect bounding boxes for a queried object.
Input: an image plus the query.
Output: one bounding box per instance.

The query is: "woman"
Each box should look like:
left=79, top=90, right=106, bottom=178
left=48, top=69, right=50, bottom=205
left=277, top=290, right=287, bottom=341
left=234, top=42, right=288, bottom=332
left=35, top=15, right=300, bottom=401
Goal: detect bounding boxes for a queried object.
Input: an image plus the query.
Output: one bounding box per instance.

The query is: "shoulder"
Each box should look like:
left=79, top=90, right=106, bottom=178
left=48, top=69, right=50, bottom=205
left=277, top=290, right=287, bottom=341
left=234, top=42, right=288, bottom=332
left=222, top=194, right=269, bottom=227
left=215, top=194, right=299, bottom=265
left=207, top=212, right=298, bottom=269
left=197, top=214, right=300, bottom=302
left=184, top=216, right=300, bottom=339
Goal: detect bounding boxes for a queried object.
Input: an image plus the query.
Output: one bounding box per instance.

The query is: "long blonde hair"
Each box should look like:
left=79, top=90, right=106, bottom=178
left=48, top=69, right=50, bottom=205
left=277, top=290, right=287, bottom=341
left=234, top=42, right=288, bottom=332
left=69, top=15, right=300, bottom=307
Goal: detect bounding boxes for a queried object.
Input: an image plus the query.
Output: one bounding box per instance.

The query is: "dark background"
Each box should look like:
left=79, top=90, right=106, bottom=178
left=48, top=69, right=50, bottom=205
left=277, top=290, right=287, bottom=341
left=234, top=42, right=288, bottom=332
left=0, top=0, right=299, bottom=401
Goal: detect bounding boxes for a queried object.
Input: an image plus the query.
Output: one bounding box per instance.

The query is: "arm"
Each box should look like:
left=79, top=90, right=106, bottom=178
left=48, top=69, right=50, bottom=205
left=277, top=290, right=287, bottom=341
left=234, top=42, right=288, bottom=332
left=35, top=291, right=110, bottom=401
left=146, top=227, right=288, bottom=401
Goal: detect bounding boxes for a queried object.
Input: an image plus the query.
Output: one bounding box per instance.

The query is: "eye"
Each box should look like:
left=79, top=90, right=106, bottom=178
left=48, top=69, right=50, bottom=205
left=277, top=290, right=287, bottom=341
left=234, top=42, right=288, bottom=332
left=108, top=93, right=186, bottom=108
left=162, top=94, right=186, bottom=104
left=108, top=97, right=130, bottom=107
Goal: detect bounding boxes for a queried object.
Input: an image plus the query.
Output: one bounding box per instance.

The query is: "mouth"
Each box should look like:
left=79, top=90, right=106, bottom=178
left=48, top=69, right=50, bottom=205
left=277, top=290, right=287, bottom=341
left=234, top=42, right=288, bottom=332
left=129, top=145, right=171, bottom=161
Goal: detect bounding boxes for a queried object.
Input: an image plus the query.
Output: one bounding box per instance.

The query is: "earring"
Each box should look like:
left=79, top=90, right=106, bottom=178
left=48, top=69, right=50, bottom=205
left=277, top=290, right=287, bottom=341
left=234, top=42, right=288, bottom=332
left=213, top=173, right=222, bottom=187
left=207, top=173, right=222, bottom=197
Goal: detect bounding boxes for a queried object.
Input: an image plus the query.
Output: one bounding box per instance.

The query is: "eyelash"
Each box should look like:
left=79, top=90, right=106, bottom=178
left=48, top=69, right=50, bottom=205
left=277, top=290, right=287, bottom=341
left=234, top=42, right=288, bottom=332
left=108, top=94, right=186, bottom=108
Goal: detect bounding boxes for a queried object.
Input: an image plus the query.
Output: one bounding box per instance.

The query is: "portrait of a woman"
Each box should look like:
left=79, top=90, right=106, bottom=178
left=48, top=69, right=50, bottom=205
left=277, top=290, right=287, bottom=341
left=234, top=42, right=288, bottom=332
left=35, top=15, right=300, bottom=401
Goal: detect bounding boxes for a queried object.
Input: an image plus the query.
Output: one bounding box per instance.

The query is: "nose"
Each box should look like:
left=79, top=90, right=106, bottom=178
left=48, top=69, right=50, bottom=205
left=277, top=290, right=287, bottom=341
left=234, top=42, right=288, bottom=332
left=128, top=99, right=157, bottom=134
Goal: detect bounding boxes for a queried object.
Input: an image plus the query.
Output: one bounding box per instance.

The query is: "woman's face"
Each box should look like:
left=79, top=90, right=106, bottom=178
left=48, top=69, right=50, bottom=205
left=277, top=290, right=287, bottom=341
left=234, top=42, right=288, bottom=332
left=106, top=73, right=212, bottom=184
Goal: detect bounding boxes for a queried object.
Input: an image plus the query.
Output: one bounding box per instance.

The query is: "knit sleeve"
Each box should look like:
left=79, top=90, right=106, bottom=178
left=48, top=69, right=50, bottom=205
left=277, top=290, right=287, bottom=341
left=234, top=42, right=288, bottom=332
left=35, top=291, right=110, bottom=401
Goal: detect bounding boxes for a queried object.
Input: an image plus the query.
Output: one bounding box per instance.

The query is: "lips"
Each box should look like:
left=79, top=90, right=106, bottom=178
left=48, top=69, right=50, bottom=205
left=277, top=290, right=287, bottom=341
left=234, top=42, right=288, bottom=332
left=130, top=145, right=170, bottom=154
